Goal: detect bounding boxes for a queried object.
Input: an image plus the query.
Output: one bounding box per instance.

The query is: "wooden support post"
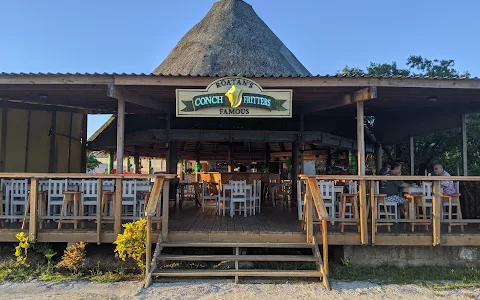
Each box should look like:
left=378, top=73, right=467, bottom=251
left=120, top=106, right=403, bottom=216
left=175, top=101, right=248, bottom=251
left=67, top=112, right=73, bottom=172
left=228, top=143, right=233, bottom=172
left=114, top=178, right=123, bottom=237
left=108, top=150, right=114, bottom=174
left=24, top=110, right=31, bottom=172
left=162, top=179, right=170, bottom=240
left=292, top=142, right=299, bottom=204
left=48, top=110, right=57, bottom=173
left=432, top=181, right=442, bottom=246
left=81, top=114, right=87, bottom=173
left=410, top=136, right=414, bottom=175
left=146, top=216, right=152, bottom=275
left=116, top=98, right=125, bottom=174
left=358, top=180, right=368, bottom=245
left=96, top=178, right=103, bottom=245
left=134, top=151, right=140, bottom=174
left=356, top=102, right=368, bottom=245
left=0, top=101, right=8, bottom=172
left=375, top=143, right=382, bottom=175
left=299, top=113, right=305, bottom=174
left=370, top=181, right=376, bottom=244
left=29, top=178, right=38, bottom=243
left=321, top=219, right=328, bottom=275
left=195, top=150, right=200, bottom=182
left=356, top=101, right=365, bottom=176
left=462, top=114, right=468, bottom=176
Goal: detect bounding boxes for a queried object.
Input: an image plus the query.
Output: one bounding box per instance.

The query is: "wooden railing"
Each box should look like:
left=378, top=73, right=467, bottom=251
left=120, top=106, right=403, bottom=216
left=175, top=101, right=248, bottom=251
left=300, top=175, right=480, bottom=247
left=0, top=173, right=175, bottom=245
left=304, top=177, right=329, bottom=275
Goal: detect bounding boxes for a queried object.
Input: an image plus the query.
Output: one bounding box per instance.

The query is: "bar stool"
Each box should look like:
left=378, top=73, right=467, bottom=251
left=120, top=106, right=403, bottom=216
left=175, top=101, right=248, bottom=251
left=372, top=193, right=393, bottom=233
left=58, top=191, right=83, bottom=229
left=22, top=190, right=48, bottom=229
left=101, top=191, right=116, bottom=223
left=337, top=193, right=360, bottom=233
left=404, top=193, right=429, bottom=232
left=144, top=192, right=161, bottom=230
left=441, top=193, right=464, bottom=233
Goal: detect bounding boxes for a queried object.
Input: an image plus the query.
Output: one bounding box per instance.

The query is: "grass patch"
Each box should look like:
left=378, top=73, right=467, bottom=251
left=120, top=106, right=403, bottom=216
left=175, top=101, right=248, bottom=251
left=330, top=264, right=480, bottom=288
left=0, top=260, right=40, bottom=281
left=38, top=272, right=80, bottom=282
left=89, top=271, right=123, bottom=283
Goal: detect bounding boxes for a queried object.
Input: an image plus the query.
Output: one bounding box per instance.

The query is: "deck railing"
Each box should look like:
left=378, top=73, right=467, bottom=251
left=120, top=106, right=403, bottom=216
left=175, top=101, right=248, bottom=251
left=0, top=173, right=175, bottom=245
left=300, top=175, right=480, bottom=247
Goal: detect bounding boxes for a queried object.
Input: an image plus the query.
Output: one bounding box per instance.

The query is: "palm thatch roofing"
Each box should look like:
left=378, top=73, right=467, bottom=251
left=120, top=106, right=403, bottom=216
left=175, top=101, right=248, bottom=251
left=153, top=0, right=311, bottom=77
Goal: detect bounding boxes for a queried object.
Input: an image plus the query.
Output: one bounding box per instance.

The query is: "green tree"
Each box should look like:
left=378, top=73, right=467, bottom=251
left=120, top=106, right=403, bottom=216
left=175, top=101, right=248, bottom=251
left=339, top=55, right=475, bottom=175
left=86, top=153, right=101, bottom=172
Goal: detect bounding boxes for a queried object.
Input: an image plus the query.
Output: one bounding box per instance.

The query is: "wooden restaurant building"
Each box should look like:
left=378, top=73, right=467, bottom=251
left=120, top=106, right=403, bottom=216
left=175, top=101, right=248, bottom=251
left=1, top=0, right=480, bottom=286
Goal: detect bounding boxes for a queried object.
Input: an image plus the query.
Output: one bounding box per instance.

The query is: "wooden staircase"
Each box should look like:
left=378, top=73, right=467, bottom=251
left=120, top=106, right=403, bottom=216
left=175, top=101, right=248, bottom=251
left=145, top=237, right=330, bottom=290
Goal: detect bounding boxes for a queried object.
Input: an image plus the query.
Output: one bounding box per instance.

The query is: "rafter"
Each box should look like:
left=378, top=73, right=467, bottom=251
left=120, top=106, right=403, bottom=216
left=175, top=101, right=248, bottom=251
left=107, top=84, right=171, bottom=111
left=305, top=86, right=377, bottom=113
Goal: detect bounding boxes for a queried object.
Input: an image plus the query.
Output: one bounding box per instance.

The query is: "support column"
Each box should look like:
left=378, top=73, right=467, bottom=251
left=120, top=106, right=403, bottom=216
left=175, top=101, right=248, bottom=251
left=116, top=98, right=125, bottom=174
left=0, top=101, right=7, bottom=172
left=410, top=136, right=414, bottom=176
left=299, top=113, right=305, bottom=174
left=228, top=143, right=233, bottom=172
left=48, top=109, right=57, bottom=173
left=462, top=114, right=468, bottom=176
left=108, top=150, right=114, bottom=174
left=134, top=151, right=140, bottom=174
left=356, top=101, right=368, bottom=245
left=80, top=114, right=87, bottom=173
left=357, top=102, right=366, bottom=176
left=375, top=142, right=382, bottom=175
left=291, top=142, right=299, bottom=204
left=195, top=150, right=201, bottom=181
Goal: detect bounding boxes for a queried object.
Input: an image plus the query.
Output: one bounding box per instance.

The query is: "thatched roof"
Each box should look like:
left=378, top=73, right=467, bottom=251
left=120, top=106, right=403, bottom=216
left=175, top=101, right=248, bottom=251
left=153, top=0, right=311, bottom=77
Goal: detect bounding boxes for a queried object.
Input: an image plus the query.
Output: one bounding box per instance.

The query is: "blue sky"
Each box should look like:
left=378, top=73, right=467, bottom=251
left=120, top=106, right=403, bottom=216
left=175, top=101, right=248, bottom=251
left=1, top=0, right=479, bottom=138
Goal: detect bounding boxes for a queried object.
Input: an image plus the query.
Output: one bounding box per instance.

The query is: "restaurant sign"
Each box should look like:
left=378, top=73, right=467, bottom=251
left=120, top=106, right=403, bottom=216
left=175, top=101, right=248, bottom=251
left=176, top=77, right=292, bottom=118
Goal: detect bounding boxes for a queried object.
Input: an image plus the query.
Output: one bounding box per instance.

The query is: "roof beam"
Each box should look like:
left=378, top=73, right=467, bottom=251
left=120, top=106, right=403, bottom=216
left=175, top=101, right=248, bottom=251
left=107, top=84, right=171, bottom=111
left=305, top=86, right=377, bottom=113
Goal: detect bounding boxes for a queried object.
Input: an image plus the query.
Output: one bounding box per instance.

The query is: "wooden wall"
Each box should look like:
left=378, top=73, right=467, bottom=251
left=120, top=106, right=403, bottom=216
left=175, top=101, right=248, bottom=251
left=0, top=104, right=85, bottom=173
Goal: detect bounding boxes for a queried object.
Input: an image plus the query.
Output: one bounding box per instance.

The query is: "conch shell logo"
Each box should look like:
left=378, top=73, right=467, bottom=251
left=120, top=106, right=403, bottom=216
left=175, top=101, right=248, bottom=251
left=225, top=85, right=243, bottom=108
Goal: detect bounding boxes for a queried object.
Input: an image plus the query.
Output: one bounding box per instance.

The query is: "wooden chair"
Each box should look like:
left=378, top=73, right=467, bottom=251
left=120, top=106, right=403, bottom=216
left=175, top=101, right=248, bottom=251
left=81, top=179, right=98, bottom=216
left=101, top=191, right=116, bottom=223
left=143, top=192, right=161, bottom=230
left=337, top=181, right=359, bottom=232
left=218, top=182, right=230, bottom=216
left=373, top=193, right=393, bottom=232
left=318, top=181, right=335, bottom=225
left=404, top=192, right=429, bottom=232
left=230, top=180, right=247, bottom=217
left=201, top=181, right=219, bottom=213
left=58, top=191, right=84, bottom=229
left=47, top=179, right=68, bottom=217
left=252, top=180, right=261, bottom=215
left=22, top=190, right=48, bottom=230
left=441, top=193, right=464, bottom=233
left=9, top=179, right=29, bottom=219
left=122, top=180, right=137, bottom=219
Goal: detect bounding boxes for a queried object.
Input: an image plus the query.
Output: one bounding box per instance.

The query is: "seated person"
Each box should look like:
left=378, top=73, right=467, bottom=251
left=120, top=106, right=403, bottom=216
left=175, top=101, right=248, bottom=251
left=433, top=163, right=456, bottom=194
left=380, top=163, right=410, bottom=205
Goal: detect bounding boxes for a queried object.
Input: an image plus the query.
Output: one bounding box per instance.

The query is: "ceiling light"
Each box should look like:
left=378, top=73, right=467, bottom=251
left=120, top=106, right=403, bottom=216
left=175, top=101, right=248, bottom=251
left=427, top=96, right=438, bottom=102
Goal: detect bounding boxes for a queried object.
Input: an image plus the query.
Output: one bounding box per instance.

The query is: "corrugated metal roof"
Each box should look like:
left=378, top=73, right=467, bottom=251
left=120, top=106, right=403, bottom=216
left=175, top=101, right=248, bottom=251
left=0, top=72, right=478, bottom=80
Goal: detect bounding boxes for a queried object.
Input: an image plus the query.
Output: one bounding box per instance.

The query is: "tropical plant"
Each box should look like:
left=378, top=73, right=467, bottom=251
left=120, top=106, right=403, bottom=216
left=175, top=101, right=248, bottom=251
left=14, top=232, right=30, bottom=266
left=113, top=219, right=147, bottom=272
left=86, top=153, right=101, bottom=172
left=56, top=242, right=86, bottom=273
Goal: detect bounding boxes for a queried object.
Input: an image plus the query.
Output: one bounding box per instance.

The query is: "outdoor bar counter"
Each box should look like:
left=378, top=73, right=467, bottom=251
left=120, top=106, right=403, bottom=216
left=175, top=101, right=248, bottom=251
left=199, top=172, right=280, bottom=184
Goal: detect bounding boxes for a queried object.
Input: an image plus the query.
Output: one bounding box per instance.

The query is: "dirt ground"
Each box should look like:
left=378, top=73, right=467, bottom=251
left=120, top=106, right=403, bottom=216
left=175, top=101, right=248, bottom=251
left=0, top=280, right=479, bottom=300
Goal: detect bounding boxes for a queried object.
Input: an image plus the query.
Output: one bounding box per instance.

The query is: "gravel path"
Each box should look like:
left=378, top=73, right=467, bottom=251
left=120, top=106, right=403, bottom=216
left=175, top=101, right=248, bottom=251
left=0, top=280, right=479, bottom=299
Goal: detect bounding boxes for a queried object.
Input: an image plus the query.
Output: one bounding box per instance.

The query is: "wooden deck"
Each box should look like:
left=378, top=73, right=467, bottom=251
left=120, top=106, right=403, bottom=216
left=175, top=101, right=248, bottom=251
left=169, top=205, right=303, bottom=233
